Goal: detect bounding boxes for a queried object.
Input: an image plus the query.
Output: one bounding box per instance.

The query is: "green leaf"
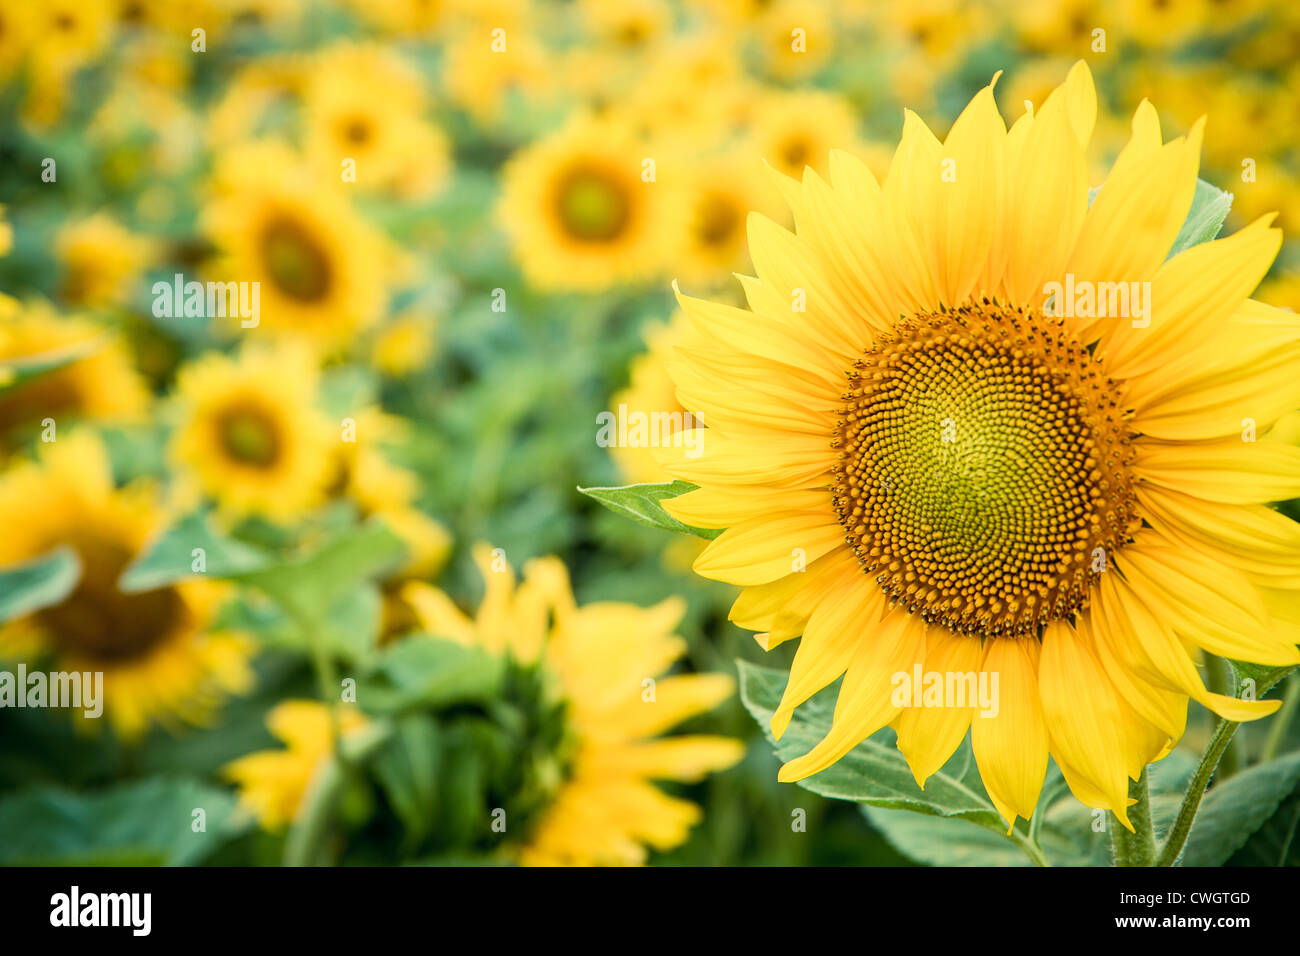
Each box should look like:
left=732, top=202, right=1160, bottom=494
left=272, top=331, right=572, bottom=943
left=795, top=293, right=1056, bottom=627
left=0, top=337, right=105, bottom=397
left=0, top=777, right=241, bottom=866
left=578, top=481, right=719, bottom=539
left=1228, top=659, right=1297, bottom=700
left=119, top=511, right=273, bottom=592
left=1180, top=751, right=1300, bottom=866
left=0, top=548, right=80, bottom=625
left=1167, top=178, right=1233, bottom=259
left=373, top=714, right=441, bottom=848
left=737, top=660, right=1001, bottom=828
left=358, top=636, right=504, bottom=713
left=861, top=806, right=1034, bottom=865
left=1227, top=786, right=1300, bottom=866
left=242, top=520, right=406, bottom=621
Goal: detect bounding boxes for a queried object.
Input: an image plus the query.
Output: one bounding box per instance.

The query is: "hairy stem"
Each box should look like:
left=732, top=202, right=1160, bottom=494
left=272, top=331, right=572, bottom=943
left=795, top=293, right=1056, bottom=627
left=1111, top=767, right=1156, bottom=866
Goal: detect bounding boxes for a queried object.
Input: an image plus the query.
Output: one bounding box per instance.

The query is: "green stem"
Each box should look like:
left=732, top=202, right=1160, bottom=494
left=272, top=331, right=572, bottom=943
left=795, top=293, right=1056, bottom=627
left=1011, top=829, right=1052, bottom=867
left=1206, top=656, right=1241, bottom=778
left=1027, top=774, right=1069, bottom=849
left=283, top=723, right=391, bottom=867
left=1156, top=718, right=1240, bottom=866
left=1261, top=673, right=1300, bottom=764
left=1111, top=767, right=1156, bottom=866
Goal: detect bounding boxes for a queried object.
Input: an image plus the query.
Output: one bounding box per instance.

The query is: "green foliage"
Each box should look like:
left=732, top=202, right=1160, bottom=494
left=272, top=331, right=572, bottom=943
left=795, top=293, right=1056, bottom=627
left=1182, top=751, right=1300, bottom=866
left=0, top=548, right=80, bottom=624
left=578, top=480, right=720, bottom=539
left=0, top=777, right=241, bottom=866
left=1167, top=179, right=1234, bottom=259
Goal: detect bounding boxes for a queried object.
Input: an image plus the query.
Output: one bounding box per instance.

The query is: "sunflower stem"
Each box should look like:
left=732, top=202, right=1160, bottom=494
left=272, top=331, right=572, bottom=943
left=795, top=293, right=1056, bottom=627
left=1206, top=656, right=1242, bottom=779
left=1110, top=767, right=1156, bottom=866
left=1156, top=718, right=1240, bottom=867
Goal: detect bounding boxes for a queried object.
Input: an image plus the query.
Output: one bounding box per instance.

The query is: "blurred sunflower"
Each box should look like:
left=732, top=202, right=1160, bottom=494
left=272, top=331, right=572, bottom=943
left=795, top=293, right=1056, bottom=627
left=660, top=62, right=1300, bottom=829
left=0, top=431, right=253, bottom=739
left=326, top=405, right=451, bottom=580
left=223, top=701, right=369, bottom=830
left=401, top=546, right=743, bottom=865
left=499, top=116, right=684, bottom=293
left=609, top=311, right=699, bottom=487
left=747, top=89, right=860, bottom=181
left=675, top=150, right=776, bottom=286
left=169, top=344, right=335, bottom=521
left=54, top=213, right=157, bottom=309
left=203, top=141, right=388, bottom=349
left=0, top=297, right=150, bottom=447
left=302, top=43, right=451, bottom=200
left=441, top=32, right=552, bottom=128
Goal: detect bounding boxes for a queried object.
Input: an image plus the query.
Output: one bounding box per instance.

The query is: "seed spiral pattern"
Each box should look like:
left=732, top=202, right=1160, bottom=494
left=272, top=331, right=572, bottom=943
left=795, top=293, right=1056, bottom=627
left=830, top=300, right=1139, bottom=639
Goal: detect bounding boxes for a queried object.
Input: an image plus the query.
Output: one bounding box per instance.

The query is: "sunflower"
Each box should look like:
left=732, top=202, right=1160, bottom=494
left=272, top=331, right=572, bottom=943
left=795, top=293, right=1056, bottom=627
left=499, top=116, right=684, bottom=293
left=746, top=89, right=860, bottom=181
left=169, top=344, right=335, bottom=521
left=658, top=62, right=1300, bottom=830
left=751, top=0, right=832, bottom=81
left=441, top=32, right=552, bottom=129
left=203, top=141, right=388, bottom=350
left=609, top=311, right=700, bottom=487
left=402, top=546, right=743, bottom=865
left=675, top=149, right=778, bottom=286
left=223, top=701, right=369, bottom=830
left=301, top=43, right=450, bottom=200
left=0, top=432, right=253, bottom=739
left=54, top=213, right=157, bottom=308
left=0, top=297, right=150, bottom=447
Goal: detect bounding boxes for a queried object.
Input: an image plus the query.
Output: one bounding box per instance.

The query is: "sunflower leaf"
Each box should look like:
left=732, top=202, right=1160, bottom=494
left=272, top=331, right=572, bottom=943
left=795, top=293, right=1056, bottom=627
left=578, top=481, right=720, bottom=539
left=0, top=547, right=80, bottom=625
left=119, top=510, right=274, bottom=592
left=1180, top=750, right=1300, bottom=866
left=1167, top=178, right=1233, bottom=259
left=737, top=659, right=1002, bottom=828
left=0, top=777, right=242, bottom=866
left=1227, top=659, right=1296, bottom=700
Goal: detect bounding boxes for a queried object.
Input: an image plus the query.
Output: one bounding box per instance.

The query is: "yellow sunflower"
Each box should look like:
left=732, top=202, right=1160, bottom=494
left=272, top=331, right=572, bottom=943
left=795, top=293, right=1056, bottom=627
left=301, top=43, right=451, bottom=200
left=746, top=89, right=861, bottom=181
left=402, top=546, right=744, bottom=865
left=0, top=431, right=253, bottom=739
left=54, top=213, right=157, bottom=309
left=0, top=297, right=150, bottom=447
left=203, top=141, right=388, bottom=350
left=499, top=116, right=684, bottom=293
left=658, top=62, right=1300, bottom=830
left=609, top=311, right=700, bottom=487
left=169, top=344, right=335, bottom=521
left=223, top=700, right=369, bottom=830
left=675, top=149, right=779, bottom=286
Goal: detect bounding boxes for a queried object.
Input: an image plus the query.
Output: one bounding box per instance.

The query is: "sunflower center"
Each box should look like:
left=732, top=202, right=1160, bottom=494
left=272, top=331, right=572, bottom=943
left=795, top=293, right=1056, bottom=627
left=831, top=300, right=1138, bottom=639
left=217, top=403, right=282, bottom=468
left=260, top=217, right=332, bottom=303
left=37, top=533, right=187, bottom=662
left=695, top=193, right=740, bottom=247
left=341, top=116, right=372, bottom=146
left=781, top=136, right=810, bottom=170
left=554, top=167, right=629, bottom=242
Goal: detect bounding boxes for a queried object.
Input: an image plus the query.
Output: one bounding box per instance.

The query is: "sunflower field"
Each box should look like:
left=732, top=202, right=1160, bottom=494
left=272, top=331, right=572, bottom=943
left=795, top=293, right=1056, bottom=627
left=0, top=0, right=1299, bottom=875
